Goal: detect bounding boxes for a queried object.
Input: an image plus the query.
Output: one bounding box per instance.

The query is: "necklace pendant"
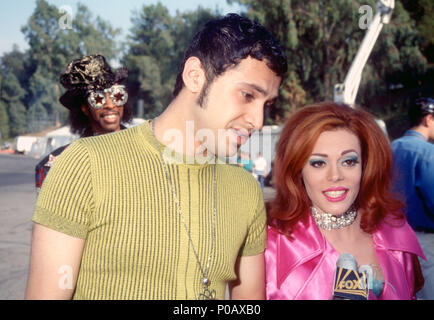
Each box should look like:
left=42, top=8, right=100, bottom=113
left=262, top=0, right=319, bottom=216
left=198, top=286, right=216, bottom=300
left=198, top=278, right=216, bottom=300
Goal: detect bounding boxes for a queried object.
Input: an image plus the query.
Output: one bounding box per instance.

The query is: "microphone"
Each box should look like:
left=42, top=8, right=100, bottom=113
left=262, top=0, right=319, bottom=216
left=332, top=253, right=368, bottom=300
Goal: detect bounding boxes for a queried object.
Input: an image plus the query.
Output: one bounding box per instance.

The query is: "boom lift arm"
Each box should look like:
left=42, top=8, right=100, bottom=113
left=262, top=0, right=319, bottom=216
left=333, top=0, right=394, bottom=107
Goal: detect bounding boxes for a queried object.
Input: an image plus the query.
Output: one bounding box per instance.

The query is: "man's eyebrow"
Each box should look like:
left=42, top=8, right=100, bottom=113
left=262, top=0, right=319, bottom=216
left=238, top=82, right=268, bottom=96
left=238, top=82, right=280, bottom=102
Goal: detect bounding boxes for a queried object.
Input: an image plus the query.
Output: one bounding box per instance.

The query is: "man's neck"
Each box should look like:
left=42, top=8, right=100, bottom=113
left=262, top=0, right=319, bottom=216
left=410, top=126, right=429, bottom=140
left=152, top=95, right=205, bottom=157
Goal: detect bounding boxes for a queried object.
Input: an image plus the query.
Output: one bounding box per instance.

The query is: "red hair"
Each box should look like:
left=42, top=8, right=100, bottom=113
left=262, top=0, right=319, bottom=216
left=268, top=102, right=404, bottom=235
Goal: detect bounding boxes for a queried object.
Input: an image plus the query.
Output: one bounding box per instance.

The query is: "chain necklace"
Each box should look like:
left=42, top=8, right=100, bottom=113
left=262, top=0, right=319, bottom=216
left=151, top=120, right=217, bottom=300
left=311, top=206, right=357, bottom=231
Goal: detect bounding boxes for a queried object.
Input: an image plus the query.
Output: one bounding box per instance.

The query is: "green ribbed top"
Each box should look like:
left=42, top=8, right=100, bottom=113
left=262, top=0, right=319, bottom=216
left=33, top=121, right=266, bottom=300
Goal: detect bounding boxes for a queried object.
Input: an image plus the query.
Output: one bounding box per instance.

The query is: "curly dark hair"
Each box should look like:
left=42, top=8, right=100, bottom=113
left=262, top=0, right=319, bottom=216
left=172, top=13, right=287, bottom=105
left=68, top=99, right=133, bottom=137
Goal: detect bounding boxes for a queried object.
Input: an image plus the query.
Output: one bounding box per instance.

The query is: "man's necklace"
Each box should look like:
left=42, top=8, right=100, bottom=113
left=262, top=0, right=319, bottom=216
left=151, top=120, right=217, bottom=300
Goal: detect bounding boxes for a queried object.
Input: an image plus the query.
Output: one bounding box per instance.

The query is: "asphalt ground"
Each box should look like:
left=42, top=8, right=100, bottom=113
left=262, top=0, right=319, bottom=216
left=0, top=153, right=276, bottom=300
left=0, top=153, right=39, bottom=300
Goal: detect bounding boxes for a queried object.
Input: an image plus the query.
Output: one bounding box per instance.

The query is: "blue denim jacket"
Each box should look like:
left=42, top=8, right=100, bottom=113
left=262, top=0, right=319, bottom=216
left=391, top=130, right=434, bottom=232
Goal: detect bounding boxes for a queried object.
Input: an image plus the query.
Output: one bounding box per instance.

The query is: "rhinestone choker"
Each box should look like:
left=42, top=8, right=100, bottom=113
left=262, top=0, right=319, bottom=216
left=311, top=206, right=357, bottom=230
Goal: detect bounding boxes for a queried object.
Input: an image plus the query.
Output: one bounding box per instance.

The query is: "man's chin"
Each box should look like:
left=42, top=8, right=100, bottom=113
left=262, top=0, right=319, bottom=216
left=195, top=142, right=240, bottom=162
left=99, top=124, right=121, bottom=133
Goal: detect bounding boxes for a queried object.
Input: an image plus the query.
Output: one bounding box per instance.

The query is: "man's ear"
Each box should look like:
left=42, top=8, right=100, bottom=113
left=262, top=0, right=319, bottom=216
left=81, top=104, right=90, bottom=116
left=426, top=114, right=434, bottom=126
left=182, top=56, right=206, bottom=94
left=422, top=114, right=431, bottom=127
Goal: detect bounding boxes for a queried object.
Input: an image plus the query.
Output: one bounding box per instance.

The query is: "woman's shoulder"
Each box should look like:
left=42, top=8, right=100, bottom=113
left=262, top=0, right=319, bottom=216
left=374, top=219, right=425, bottom=259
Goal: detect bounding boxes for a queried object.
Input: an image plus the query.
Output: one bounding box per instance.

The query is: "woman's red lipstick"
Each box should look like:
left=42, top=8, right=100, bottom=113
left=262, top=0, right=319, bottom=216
left=322, top=187, right=349, bottom=202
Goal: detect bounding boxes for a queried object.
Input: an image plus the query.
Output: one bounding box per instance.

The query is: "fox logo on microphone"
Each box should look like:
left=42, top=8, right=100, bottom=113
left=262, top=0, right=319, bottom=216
left=333, top=267, right=369, bottom=300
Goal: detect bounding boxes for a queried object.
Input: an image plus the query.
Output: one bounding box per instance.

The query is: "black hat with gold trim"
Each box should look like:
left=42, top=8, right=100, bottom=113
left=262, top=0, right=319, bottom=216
left=59, top=54, right=128, bottom=110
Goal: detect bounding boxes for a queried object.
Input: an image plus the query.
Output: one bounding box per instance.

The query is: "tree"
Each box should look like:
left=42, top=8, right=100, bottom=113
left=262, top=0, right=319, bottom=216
left=26, top=67, right=60, bottom=132
left=124, top=3, right=175, bottom=118
left=0, top=46, right=30, bottom=137
left=401, top=0, right=434, bottom=63
left=0, top=101, right=10, bottom=140
left=124, top=4, right=220, bottom=118
left=0, top=70, right=28, bottom=137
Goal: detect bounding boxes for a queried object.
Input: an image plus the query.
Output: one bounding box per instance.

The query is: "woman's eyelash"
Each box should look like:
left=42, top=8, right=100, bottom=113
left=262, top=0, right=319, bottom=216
left=308, top=156, right=359, bottom=168
left=341, top=156, right=359, bottom=166
left=308, top=159, right=327, bottom=168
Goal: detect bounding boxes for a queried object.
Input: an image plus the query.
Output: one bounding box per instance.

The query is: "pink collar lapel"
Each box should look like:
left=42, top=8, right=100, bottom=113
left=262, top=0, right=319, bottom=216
left=275, top=214, right=425, bottom=290
left=373, top=219, right=426, bottom=260
left=276, top=214, right=325, bottom=288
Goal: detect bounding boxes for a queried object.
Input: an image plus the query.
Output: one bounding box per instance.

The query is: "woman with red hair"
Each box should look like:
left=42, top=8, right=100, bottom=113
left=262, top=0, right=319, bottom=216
left=266, top=102, right=425, bottom=299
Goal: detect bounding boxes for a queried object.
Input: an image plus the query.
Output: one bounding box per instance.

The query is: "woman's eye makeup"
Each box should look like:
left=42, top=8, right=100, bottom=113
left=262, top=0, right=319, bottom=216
left=308, top=154, right=360, bottom=168
left=341, top=155, right=360, bottom=166
left=308, top=158, right=327, bottom=168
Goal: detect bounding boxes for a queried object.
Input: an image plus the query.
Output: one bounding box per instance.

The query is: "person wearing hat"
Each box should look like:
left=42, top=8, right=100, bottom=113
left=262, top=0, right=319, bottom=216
left=391, top=97, right=434, bottom=299
left=35, top=54, right=133, bottom=192
left=26, top=14, right=287, bottom=300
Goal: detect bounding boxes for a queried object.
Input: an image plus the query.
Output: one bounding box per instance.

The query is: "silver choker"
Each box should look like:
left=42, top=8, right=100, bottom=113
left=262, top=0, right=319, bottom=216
left=311, top=206, right=357, bottom=230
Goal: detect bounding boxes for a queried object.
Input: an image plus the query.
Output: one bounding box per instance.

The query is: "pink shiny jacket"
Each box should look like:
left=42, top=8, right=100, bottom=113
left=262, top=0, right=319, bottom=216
left=265, top=214, right=425, bottom=300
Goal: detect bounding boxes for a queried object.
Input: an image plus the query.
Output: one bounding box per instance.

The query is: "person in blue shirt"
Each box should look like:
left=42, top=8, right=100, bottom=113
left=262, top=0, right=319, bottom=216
left=240, top=152, right=253, bottom=173
left=391, top=97, right=434, bottom=299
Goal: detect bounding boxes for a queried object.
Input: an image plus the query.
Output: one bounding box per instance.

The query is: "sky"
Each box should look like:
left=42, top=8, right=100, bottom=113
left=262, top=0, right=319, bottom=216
left=0, top=0, right=243, bottom=56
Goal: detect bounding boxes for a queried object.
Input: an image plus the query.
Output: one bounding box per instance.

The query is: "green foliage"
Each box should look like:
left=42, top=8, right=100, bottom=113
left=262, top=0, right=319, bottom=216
left=0, top=101, right=10, bottom=140
left=123, top=4, right=220, bottom=118
left=0, top=68, right=28, bottom=137
left=6, top=100, right=28, bottom=137
left=401, top=0, right=434, bottom=63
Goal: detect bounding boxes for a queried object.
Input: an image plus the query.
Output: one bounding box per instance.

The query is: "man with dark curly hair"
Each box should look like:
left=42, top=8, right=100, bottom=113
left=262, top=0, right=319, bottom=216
left=35, top=54, right=133, bottom=192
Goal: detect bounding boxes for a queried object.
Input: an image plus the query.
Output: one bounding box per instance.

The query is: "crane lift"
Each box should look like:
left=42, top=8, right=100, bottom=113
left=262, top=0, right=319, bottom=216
left=333, top=0, right=395, bottom=134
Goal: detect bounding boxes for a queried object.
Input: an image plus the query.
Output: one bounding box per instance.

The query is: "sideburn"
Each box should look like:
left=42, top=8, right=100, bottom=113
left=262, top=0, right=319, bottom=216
left=197, top=79, right=212, bottom=108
